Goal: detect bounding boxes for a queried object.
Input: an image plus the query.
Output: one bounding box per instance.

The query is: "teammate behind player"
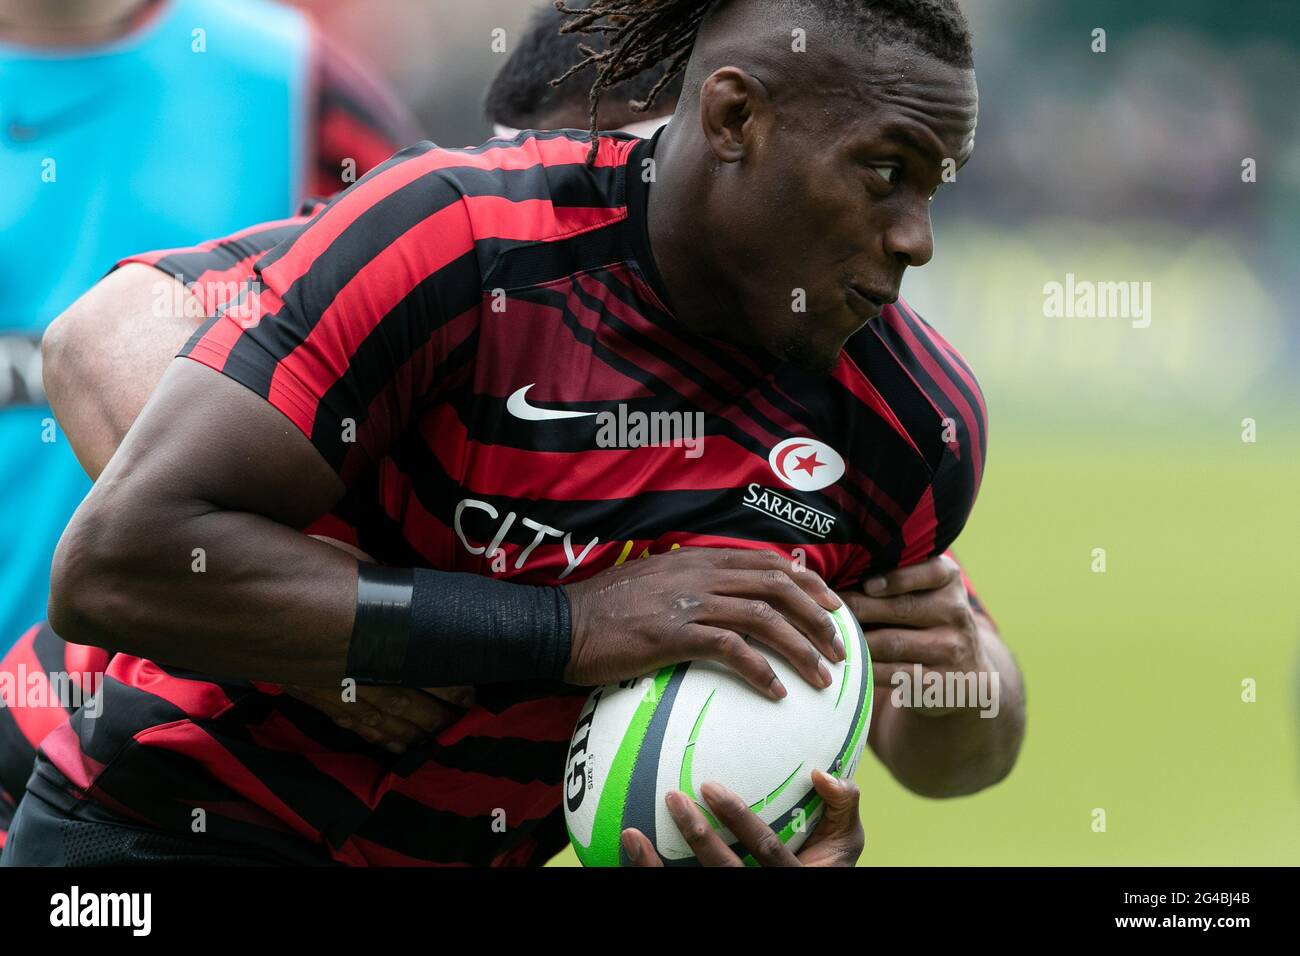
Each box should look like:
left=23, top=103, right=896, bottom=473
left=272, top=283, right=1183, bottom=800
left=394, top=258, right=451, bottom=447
left=0, top=0, right=418, bottom=655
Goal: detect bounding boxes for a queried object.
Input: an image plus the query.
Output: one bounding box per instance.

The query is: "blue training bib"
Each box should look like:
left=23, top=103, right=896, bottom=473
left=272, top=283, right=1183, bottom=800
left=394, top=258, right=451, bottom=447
left=0, top=0, right=311, bottom=650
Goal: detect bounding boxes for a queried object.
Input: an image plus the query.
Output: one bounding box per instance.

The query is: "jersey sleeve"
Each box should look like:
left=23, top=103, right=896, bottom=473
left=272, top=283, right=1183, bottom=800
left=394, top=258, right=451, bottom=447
left=893, top=303, right=988, bottom=566
left=177, top=145, right=484, bottom=487
left=115, top=213, right=316, bottom=316
left=941, top=549, right=995, bottom=627
left=308, top=29, right=423, bottom=199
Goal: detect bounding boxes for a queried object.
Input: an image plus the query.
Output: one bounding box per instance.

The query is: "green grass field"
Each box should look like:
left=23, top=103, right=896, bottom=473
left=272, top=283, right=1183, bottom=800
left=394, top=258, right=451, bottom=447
left=550, top=424, right=1300, bottom=865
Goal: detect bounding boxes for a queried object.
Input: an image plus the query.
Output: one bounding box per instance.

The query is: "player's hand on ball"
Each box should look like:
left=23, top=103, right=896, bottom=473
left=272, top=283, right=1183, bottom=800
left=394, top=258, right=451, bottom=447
left=837, top=554, right=988, bottom=716
left=282, top=684, right=473, bottom=753
left=562, top=547, right=845, bottom=699
left=619, top=770, right=864, bottom=867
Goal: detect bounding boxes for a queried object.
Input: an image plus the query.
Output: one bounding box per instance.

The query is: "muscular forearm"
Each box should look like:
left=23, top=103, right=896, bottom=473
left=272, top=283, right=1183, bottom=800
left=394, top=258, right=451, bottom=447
left=43, top=269, right=363, bottom=683
left=43, top=264, right=207, bottom=480
left=49, top=359, right=359, bottom=684
left=47, top=348, right=575, bottom=690
left=54, top=503, right=359, bottom=685
left=869, top=613, right=1025, bottom=797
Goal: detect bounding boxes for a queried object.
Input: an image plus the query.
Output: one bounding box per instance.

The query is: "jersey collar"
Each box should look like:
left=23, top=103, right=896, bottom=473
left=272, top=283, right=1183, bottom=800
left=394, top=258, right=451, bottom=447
left=624, top=127, right=676, bottom=315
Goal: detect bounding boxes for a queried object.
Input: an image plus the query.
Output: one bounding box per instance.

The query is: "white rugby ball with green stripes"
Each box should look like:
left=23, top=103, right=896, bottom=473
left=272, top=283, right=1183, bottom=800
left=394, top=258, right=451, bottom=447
left=563, top=602, right=872, bottom=866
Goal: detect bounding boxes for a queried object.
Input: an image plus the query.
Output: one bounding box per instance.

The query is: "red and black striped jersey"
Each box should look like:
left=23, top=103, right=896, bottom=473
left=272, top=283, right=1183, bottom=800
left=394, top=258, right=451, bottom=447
left=0, top=622, right=108, bottom=849
left=24, top=129, right=988, bottom=866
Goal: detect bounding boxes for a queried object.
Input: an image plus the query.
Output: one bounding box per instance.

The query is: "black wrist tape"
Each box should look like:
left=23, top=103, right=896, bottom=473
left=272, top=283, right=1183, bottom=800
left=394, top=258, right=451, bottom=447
left=345, top=565, right=414, bottom=684
left=346, top=564, right=572, bottom=686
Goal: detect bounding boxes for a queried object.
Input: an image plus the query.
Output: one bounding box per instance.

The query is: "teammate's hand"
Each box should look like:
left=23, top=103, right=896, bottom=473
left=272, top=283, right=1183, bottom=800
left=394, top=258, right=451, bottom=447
left=288, top=534, right=474, bottom=751
left=619, top=770, right=864, bottom=867
left=281, top=684, right=474, bottom=753
left=562, top=547, right=845, bottom=698
left=837, top=554, right=988, bottom=716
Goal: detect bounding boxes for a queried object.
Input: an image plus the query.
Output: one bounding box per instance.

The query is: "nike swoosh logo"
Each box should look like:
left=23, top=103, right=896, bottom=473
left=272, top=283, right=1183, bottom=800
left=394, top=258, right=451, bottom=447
left=506, top=384, right=600, bottom=421
left=6, top=121, right=40, bottom=142
left=5, top=95, right=106, bottom=144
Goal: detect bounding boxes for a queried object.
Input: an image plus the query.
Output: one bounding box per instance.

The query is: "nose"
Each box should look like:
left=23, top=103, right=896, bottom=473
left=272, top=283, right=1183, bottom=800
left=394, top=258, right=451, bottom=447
left=883, top=201, right=934, bottom=269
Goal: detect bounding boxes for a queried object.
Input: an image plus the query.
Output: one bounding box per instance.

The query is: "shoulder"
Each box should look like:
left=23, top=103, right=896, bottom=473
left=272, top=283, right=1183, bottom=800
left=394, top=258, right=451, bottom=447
left=430, top=130, right=639, bottom=245
left=275, top=131, right=637, bottom=282
left=849, top=297, right=986, bottom=479
left=846, top=298, right=988, bottom=557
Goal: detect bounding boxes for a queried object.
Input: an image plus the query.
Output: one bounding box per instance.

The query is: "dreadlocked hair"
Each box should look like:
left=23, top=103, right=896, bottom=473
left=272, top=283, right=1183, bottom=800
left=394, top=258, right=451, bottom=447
left=552, top=0, right=713, bottom=165
left=551, top=0, right=974, bottom=166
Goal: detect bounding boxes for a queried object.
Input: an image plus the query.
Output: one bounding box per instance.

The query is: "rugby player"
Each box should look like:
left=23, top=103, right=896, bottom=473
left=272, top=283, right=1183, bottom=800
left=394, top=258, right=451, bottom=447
left=9, top=0, right=1025, bottom=867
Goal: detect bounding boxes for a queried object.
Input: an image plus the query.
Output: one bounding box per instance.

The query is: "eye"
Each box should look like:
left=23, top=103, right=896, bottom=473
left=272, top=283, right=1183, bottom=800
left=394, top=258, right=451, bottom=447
left=869, top=165, right=900, bottom=185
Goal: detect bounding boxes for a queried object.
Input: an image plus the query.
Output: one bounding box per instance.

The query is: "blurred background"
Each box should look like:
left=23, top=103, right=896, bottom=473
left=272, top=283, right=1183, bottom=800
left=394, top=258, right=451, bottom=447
left=286, top=0, right=1300, bottom=865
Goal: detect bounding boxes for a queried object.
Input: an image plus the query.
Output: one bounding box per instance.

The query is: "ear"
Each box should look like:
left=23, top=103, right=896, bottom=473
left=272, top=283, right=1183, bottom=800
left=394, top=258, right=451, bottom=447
left=697, top=66, right=769, bottom=164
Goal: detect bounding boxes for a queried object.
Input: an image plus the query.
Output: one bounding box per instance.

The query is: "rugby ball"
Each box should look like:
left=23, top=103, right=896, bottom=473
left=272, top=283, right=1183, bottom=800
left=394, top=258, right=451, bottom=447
left=563, top=603, right=872, bottom=866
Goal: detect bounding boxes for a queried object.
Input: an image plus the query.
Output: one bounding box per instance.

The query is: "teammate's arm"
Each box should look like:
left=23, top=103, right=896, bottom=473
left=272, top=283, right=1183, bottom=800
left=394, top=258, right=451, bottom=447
left=43, top=209, right=314, bottom=480
left=43, top=265, right=207, bottom=480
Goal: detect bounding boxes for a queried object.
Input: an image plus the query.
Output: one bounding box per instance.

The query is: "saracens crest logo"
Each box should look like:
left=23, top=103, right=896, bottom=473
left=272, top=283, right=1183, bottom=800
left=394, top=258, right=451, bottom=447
left=767, top=437, right=845, bottom=492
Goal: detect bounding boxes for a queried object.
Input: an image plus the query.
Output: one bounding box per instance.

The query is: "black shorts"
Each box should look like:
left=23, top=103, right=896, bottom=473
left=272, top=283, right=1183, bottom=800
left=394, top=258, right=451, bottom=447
left=0, top=791, right=305, bottom=867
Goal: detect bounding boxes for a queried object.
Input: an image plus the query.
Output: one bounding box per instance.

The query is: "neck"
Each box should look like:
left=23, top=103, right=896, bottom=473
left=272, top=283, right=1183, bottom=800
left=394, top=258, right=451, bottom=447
left=0, top=0, right=153, bottom=45
left=646, top=120, right=751, bottom=346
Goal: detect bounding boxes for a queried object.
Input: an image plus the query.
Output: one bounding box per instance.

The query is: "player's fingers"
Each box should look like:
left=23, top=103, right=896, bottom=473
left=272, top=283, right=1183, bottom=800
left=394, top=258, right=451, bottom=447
left=840, top=587, right=953, bottom=629
left=360, top=686, right=460, bottom=736
left=871, top=660, right=918, bottom=686
left=620, top=829, right=663, bottom=867
left=696, top=597, right=831, bottom=690
left=681, top=625, right=786, bottom=700
left=699, top=782, right=800, bottom=867
left=799, top=771, right=864, bottom=864
left=424, top=685, right=476, bottom=710
left=285, top=687, right=435, bottom=751
left=811, top=770, right=861, bottom=830
left=664, top=791, right=744, bottom=867
left=861, top=555, right=958, bottom=597
left=346, top=709, right=432, bottom=752
left=714, top=569, right=843, bottom=662
left=327, top=699, right=393, bottom=738
left=864, top=628, right=962, bottom=665
left=703, top=548, right=843, bottom=612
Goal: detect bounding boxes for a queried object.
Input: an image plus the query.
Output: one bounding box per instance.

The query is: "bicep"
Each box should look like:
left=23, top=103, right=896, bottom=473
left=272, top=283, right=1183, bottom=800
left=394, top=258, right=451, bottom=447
left=105, top=357, right=344, bottom=527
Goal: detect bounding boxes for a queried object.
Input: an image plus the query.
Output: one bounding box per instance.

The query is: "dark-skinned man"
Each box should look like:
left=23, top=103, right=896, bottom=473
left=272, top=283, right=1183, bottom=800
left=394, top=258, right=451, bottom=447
left=6, top=0, right=1024, bottom=867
